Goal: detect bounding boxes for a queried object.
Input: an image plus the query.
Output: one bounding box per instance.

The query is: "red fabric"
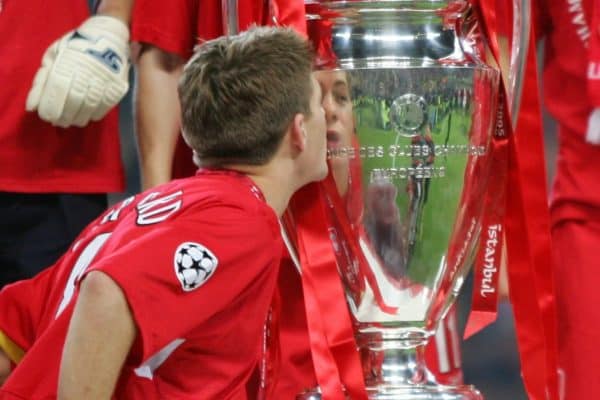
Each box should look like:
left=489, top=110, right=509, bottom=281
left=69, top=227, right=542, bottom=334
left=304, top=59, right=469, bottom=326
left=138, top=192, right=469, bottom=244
left=540, top=0, right=594, bottom=138
left=269, top=257, right=316, bottom=399
left=551, top=124, right=600, bottom=223
left=464, top=92, right=508, bottom=339
left=0, top=266, right=61, bottom=354
left=475, top=1, right=560, bottom=398
left=538, top=0, right=600, bottom=217
left=549, top=80, right=600, bottom=400
left=536, top=2, right=600, bottom=399
left=0, top=0, right=124, bottom=193
left=289, top=183, right=366, bottom=400
left=131, top=0, right=307, bottom=180
left=0, top=171, right=282, bottom=399
left=509, top=17, right=560, bottom=400
left=552, top=219, right=600, bottom=400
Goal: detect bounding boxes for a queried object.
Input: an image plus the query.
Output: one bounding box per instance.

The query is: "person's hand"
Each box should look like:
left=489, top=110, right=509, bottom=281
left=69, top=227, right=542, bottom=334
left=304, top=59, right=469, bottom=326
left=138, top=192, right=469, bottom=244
left=585, top=108, right=600, bottom=145
left=26, top=15, right=130, bottom=128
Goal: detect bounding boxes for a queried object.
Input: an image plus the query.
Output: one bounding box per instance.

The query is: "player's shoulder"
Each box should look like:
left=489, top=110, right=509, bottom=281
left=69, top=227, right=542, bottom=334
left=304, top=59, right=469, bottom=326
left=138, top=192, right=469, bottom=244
left=94, top=171, right=276, bottom=235
left=149, top=172, right=275, bottom=228
left=176, top=170, right=271, bottom=213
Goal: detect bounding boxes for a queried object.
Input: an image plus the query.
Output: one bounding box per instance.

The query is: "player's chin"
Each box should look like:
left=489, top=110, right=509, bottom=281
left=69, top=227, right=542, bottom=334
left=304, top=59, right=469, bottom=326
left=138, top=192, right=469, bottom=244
left=314, top=162, right=329, bottom=182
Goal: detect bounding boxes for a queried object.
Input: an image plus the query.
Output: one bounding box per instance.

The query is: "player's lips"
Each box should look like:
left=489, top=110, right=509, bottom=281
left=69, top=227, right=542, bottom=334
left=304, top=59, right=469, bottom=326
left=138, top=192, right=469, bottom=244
left=327, top=130, right=341, bottom=148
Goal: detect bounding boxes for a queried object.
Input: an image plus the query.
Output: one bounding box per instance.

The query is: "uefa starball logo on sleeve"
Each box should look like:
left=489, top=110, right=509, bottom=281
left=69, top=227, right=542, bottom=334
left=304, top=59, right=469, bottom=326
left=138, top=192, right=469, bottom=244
left=173, top=242, right=219, bottom=291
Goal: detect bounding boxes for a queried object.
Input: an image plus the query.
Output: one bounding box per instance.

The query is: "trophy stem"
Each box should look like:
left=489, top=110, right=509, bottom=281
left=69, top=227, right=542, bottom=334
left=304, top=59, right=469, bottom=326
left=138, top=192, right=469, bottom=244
left=354, top=330, right=483, bottom=399
left=358, top=330, right=432, bottom=388
left=297, top=330, right=483, bottom=400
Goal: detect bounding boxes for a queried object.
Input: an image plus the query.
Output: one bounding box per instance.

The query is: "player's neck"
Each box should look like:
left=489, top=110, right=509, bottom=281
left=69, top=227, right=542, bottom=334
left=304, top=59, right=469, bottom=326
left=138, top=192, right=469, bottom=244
left=227, top=161, right=298, bottom=217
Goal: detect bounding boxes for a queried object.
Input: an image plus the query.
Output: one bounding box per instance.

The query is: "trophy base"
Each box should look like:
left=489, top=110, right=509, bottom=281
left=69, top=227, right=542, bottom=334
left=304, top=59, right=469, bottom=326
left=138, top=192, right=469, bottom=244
left=297, top=384, right=483, bottom=400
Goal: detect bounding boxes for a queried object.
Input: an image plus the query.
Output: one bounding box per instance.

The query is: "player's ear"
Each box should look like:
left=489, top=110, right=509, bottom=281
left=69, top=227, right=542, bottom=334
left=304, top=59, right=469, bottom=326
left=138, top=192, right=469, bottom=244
left=290, top=113, right=307, bottom=152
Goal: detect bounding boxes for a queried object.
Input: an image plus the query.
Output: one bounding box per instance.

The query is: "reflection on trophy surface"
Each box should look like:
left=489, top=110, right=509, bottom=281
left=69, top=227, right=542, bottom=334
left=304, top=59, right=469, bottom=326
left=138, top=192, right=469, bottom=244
left=287, top=0, right=517, bottom=399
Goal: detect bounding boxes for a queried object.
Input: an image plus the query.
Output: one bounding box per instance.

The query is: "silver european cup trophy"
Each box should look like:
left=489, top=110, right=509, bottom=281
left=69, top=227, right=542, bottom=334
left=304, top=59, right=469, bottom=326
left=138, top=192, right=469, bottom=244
left=284, top=0, right=527, bottom=398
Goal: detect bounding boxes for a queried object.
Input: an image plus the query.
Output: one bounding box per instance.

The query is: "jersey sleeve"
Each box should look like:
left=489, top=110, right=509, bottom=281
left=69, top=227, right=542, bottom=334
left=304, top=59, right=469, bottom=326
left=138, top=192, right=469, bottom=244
left=87, top=208, right=281, bottom=364
left=131, top=0, right=199, bottom=60
left=0, top=264, right=61, bottom=362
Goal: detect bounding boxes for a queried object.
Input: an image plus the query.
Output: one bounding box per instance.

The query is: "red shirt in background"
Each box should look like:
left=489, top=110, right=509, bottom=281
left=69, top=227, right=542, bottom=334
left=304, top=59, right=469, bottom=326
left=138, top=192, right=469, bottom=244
left=0, top=0, right=124, bottom=194
left=537, top=0, right=600, bottom=221
left=131, top=0, right=306, bottom=180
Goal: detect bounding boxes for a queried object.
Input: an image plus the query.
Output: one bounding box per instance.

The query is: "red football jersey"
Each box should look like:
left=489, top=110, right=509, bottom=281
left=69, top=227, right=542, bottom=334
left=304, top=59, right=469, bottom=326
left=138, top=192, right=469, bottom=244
left=536, top=3, right=600, bottom=399
left=536, top=0, right=600, bottom=220
left=0, top=0, right=124, bottom=193
left=0, top=169, right=282, bottom=399
left=538, top=0, right=593, bottom=138
left=131, top=0, right=307, bottom=180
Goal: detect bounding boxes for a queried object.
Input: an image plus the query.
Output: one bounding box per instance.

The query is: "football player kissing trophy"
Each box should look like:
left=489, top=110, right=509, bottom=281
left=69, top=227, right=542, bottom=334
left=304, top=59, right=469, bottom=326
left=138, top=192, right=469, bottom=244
left=282, top=0, right=530, bottom=399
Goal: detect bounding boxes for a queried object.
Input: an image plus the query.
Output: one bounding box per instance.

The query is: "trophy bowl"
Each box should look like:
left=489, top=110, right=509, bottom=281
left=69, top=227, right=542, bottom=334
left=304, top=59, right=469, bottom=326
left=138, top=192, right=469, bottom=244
left=289, top=1, right=507, bottom=398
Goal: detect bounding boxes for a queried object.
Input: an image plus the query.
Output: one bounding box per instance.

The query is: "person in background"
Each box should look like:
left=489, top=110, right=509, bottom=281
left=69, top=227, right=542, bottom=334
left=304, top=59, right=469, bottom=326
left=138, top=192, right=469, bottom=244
left=0, top=27, right=326, bottom=399
left=536, top=1, right=600, bottom=398
left=0, top=0, right=133, bottom=288
left=131, top=0, right=306, bottom=190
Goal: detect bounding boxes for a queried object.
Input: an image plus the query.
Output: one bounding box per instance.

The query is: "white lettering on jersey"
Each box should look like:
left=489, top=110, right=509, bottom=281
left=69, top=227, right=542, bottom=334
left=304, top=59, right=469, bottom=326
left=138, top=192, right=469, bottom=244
left=56, top=233, right=112, bottom=318
left=566, top=0, right=591, bottom=46
left=134, top=338, right=186, bottom=379
left=136, top=191, right=183, bottom=225
left=101, top=196, right=135, bottom=224
left=589, top=62, right=600, bottom=80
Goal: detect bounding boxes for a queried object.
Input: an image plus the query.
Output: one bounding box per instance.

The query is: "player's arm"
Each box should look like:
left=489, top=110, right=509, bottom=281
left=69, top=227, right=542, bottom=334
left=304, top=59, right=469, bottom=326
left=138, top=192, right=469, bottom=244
left=134, top=45, right=185, bottom=189
left=0, top=330, right=27, bottom=386
left=58, top=271, right=136, bottom=400
left=0, top=265, right=60, bottom=376
left=26, top=0, right=134, bottom=128
left=0, top=347, right=9, bottom=386
left=0, top=268, right=58, bottom=384
left=96, top=0, right=134, bottom=22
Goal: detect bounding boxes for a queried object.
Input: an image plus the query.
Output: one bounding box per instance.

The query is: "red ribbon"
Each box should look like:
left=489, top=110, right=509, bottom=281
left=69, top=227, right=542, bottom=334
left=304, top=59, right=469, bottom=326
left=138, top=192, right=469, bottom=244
left=289, top=182, right=368, bottom=400
left=305, top=2, right=339, bottom=68
left=474, top=0, right=559, bottom=398
left=464, top=91, right=509, bottom=339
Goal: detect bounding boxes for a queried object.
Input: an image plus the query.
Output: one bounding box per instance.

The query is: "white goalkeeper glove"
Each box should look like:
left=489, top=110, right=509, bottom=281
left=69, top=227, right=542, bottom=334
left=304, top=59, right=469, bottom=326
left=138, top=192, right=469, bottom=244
left=26, top=15, right=130, bottom=128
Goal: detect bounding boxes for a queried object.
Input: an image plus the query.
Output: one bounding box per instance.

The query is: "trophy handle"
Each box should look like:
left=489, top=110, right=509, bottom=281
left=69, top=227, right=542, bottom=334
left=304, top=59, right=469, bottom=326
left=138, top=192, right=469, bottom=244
left=486, top=0, right=530, bottom=128
left=508, top=0, right=530, bottom=128
left=221, top=0, right=239, bottom=36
